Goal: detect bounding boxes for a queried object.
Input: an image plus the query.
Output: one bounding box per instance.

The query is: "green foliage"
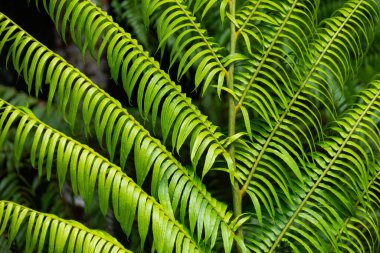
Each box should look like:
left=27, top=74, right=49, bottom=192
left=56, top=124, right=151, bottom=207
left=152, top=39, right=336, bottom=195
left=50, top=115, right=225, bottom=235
left=0, top=0, right=380, bottom=252
left=0, top=201, right=130, bottom=253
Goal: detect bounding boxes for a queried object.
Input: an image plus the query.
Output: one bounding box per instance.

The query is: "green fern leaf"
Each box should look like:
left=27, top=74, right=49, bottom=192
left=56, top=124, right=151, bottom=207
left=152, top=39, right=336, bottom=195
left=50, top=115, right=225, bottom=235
left=2, top=0, right=380, bottom=251
left=141, top=0, right=229, bottom=94
left=0, top=13, right=244, bottom=251
left=238, top=0, right=380, bottom=222
left=0, top=201, right=131, bottom=253
left=34, top=0, right=235, bottom=179
left=0, top=100, right=208, bottom=252
left=234, top=0, right=318, bottom=128
left=265, top=78, right=380, bottom=252
left=334, top=165, right=380, bottom=252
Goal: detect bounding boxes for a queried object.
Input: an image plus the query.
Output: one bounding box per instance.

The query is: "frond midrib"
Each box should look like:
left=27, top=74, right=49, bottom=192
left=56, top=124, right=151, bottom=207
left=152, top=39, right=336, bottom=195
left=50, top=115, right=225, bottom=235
left=61, top=0, right=234, bottom=171
left=0, top=100, right=206, bottom=252
left=267, top=81, right=380, bottom=252
left=174, top=0, right=228, bottom=75
left=0, top=12, right=241, bottom=247
left=235, top=0, right=299, bottom=112
left=235, top=0, right=263, bottom=38
left=334, top=169, right=380, bottom=245
left=240, top=0, right=361, bottom=196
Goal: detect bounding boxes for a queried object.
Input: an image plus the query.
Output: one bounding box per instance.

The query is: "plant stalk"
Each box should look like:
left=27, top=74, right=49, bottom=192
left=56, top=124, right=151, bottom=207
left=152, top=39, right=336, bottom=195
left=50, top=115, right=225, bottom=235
left=227, top=0, right=244, bottom=251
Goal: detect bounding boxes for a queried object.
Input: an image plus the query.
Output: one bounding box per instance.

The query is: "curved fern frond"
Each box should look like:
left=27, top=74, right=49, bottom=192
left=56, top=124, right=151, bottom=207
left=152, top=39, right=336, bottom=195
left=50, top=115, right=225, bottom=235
left=140, top=0, right=228, bottom=95
left=234, top=0, right=317, bottom=129
left=35, top=0, right=234, bottom=179
left=0, top=85, right=68, bottom=214
left=335, top=168, right=380, bottom=253
left=236, top=0, right=316, bottom=57
left=0, top=13, right=245, bottom=252
left=238, top=0, right=380, bottom=220
left=0, top=201, right=131, bottom=253
left=0, top=100, right=207, bottom=252
left=266, top=79, right=380, bottom=252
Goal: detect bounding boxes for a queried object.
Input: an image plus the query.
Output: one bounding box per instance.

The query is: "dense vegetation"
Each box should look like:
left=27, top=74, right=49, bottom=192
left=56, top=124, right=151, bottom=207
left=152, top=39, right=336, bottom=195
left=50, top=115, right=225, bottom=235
left=1, top=0, right=380, bottom=252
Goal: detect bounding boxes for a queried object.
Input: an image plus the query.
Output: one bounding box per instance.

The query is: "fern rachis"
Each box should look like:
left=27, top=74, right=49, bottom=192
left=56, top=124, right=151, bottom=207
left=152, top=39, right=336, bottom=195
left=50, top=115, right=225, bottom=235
left=0, top=0, right=380, bottom=252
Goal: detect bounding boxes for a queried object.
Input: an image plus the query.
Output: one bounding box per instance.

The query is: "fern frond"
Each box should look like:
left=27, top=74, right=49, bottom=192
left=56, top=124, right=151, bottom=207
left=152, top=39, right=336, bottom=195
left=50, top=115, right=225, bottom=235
left=0, top=85, right=68, bottom=214
left=0, top=201, right=131, bottom=253
left=183, top=0, right=220, bottom=19
left=0, top=13, right=245, bottom=252
left=35, top=0, right=234, bottom=179
left=335, top=167, right=380, bottom=253
left=234, top=0, right=317, bottom=133
left=0, top=100, right=208, bottom=252
left=140, top=0, right=228, bottom=95
left=266, top=79, right=380, bottom=252
left=2, top=0, right=380, bottom=251
left=238, top=0, right=380, bottom=221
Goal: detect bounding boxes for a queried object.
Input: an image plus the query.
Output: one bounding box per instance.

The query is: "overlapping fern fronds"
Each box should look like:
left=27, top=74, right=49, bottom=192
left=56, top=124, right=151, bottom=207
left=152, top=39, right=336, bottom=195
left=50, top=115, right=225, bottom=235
left=0, top=201, right=131, bottom=253
left=36, top=0, right=236, bottom=181
left=264, top=78, right=380, bottom=252
left=0, top=12, right=244, bottom=252
left=140, top=0, right=229, bottom=95
left=237, top=0, right=380, bottom=223
left=336, top=167, right=380, bottom=253
left=1, top=0, right=380, bottom=252
left=0, top=99, right=209, bottom=252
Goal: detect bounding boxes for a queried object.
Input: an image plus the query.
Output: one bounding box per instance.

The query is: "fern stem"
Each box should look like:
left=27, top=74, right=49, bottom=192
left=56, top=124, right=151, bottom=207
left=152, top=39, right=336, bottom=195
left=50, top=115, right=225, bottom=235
left=228, top=0, right=244, bottom=250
